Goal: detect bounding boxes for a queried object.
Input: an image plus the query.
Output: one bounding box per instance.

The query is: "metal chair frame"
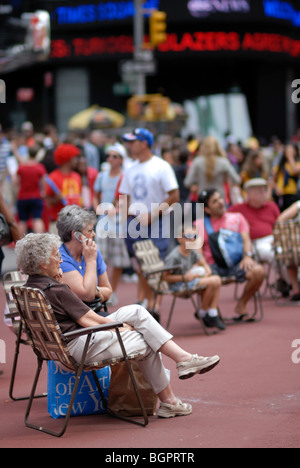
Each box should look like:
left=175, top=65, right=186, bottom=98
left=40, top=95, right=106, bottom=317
left=219, top=276, right=264, bottom=324
left=11, top=286, right=148, bottom=438
left=2, top=271, right=47, bottom=402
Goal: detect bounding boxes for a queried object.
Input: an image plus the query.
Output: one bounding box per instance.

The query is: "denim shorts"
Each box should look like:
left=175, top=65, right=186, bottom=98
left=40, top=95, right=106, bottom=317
left=210, top=263, right=246, bottom=283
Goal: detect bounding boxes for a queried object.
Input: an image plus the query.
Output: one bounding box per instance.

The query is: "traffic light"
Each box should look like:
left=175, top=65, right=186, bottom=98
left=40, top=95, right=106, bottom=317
left=149, top=11, right=167, bottom=47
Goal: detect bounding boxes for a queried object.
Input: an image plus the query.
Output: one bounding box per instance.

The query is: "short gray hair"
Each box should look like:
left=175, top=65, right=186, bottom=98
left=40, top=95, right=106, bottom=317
left=15, top=233, right=61, bottom=275
left=56, top=205, right=97, bottom=243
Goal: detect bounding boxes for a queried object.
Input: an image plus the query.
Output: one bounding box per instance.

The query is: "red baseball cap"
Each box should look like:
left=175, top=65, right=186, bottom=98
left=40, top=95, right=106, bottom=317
left=54, top=144, right=80, bottom=166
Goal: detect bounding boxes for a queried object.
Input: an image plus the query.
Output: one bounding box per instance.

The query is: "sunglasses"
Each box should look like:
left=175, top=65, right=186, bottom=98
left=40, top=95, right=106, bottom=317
left=108, top=153, right=122, bottom=159
left=183, top=233, right=198, bottom=240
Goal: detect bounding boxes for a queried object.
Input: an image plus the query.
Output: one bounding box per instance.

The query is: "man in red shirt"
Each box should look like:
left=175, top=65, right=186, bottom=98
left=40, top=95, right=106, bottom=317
left=228, top=178, right=291, bottom=297
left=45, top=144, right=82, bottom=232
left=228, top=178, right=280, bottom=263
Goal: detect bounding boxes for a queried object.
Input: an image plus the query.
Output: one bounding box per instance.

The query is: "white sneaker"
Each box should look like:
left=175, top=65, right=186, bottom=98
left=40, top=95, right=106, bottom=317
left=122, top=274, right=138, bottom=283
left=177, top=354, right=220, bottom=380
left=157, top=398, right=192, bottom=418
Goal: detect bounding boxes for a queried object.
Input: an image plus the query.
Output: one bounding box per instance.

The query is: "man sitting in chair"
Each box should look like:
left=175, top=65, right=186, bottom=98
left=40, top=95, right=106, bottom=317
left=15, top=233, right=220, bottom=419
left=195, top=189, right=265, bottom=320
left=228, top=178, right=290, bottom=298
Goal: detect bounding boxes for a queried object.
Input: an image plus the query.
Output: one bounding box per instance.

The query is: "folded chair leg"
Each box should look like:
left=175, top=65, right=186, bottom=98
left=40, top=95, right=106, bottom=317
left=92, top=369, right=108, bottom=411
left=24, top=358, right=48, bottom=433
left=251, top=291, right=264, bottom=322
left=238, top=291, right=263, bottom=323
left=9, top=323, right=47, bottom=402
left=25, top=336, right=92, bottom=437
left=223, top=291, right=264, bottom=324
left=166, top=296, right=177, bottom=331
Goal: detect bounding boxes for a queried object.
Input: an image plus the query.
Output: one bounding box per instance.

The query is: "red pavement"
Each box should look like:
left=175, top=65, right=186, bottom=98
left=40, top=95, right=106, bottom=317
left=0, top=277, right=299, bottom=449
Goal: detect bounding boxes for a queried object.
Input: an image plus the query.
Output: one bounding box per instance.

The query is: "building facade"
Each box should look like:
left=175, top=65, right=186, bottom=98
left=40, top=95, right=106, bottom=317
left=1, top=0, right=300, bottom=142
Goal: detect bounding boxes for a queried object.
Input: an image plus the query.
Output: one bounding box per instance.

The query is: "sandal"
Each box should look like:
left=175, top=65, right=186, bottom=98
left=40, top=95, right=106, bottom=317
left=233, top=314, right=249, bottom=322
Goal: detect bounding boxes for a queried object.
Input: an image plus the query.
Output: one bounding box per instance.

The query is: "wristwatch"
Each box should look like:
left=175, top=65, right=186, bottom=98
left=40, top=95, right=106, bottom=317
left=244, top=251, right=254, bottom=258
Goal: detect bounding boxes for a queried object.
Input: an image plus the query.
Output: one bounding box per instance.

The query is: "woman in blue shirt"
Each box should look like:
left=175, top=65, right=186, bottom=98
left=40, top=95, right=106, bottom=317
left=57, top=205, right=112, bottom=307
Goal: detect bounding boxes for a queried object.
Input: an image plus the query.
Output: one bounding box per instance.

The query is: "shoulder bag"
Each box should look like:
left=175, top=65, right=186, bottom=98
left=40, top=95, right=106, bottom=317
left=204, top=216, right=244, bottom=269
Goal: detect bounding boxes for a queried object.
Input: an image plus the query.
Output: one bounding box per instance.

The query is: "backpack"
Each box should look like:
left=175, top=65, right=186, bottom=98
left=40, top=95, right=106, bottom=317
left=204, top=216, right=244, bottom=269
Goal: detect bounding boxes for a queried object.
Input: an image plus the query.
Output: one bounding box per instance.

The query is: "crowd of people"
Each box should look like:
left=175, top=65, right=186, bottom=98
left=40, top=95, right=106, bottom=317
left=1, top=119, right=300, bottom=415
left=1, top=123, right=300, bottom=309
left=1, top=122, right=300, bottom=346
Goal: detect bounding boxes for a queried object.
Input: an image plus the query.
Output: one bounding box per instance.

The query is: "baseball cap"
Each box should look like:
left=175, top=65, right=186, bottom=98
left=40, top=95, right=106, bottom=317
left=244, top=178, right=267, bottom=191
left=122, top=128, right=154, bottom=147
left=54, top=143, right=80, bottom=166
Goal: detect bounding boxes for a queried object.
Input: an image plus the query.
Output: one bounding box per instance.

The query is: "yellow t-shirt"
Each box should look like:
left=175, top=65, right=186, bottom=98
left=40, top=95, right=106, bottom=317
left=273, top=162, right=300, bottom=195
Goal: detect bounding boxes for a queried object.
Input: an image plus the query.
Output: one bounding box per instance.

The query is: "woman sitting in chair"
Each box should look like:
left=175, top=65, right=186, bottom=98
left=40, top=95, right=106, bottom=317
left=15, top=233, right=220, bottom=419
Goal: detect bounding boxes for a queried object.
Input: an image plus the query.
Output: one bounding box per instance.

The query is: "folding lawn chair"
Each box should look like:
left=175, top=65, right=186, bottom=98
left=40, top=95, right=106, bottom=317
left=133, top=240, right=221, bottom=335
left=11, top=285, right=148, bottom=437
left=273, top=219, right=300, bottom=306
left=1, top=271, right=47, bottom=401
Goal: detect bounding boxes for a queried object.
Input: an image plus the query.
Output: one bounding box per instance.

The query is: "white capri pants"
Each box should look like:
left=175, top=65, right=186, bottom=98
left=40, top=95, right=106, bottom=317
left=68, top=305, right=173, bottom=395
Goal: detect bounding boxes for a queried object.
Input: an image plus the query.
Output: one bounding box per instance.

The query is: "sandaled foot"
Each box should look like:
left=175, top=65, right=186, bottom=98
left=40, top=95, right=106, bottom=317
left=233, top=313, right=249, bottom=322
left=157, top=398, right=192, bottom=418
left=176, top=354, right=220, bottom=380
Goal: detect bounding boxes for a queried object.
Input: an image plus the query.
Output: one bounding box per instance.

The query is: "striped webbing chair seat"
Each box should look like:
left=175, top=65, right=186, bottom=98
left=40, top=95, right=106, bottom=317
left=12, top=286, right=141, bottom=371
left=272, top=219, right=300, bottom=306
left=2, top=270, right=28, bottom=334
left=273, top=219, right=300, bottom=268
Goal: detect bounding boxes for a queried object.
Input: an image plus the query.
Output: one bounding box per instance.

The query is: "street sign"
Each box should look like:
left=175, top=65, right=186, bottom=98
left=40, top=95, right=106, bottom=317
left=112, top=82, right=131, bottom=96
left=134, top=50, right=154, bottom=61
left=120, top=59, right=157, bottom=76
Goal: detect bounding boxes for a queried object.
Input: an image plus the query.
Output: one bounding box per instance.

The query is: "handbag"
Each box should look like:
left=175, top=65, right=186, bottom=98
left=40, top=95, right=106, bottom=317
left=83, top=297, right=108, bottom=317
left=0, top=214, right=12, bottom=247
left=204, top=216, right=244, bottom=269
left=108, top=361, right=157, bottom=416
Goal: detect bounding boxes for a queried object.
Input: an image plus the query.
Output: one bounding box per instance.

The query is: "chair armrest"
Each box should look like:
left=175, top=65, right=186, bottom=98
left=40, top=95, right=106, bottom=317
left=5, top=311, right=20, bottom=319
left=63, top=321, right=124, bottom=343
left=145, top=265, right=183, bottom=277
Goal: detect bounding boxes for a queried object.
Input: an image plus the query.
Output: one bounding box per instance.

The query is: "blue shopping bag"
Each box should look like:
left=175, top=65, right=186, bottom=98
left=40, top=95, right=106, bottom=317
left=47, top=361, right=110, bottom=419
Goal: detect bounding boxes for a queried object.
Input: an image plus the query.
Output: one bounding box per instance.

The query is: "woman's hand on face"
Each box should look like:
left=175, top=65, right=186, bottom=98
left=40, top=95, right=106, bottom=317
left=82, top=238, right=98, bottom=262
left=54, top=268, right=63, bottom=283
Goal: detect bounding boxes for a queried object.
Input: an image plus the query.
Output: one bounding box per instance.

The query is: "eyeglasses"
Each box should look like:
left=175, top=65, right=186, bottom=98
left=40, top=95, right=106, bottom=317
left=52, top=252, right=62, bottom=262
